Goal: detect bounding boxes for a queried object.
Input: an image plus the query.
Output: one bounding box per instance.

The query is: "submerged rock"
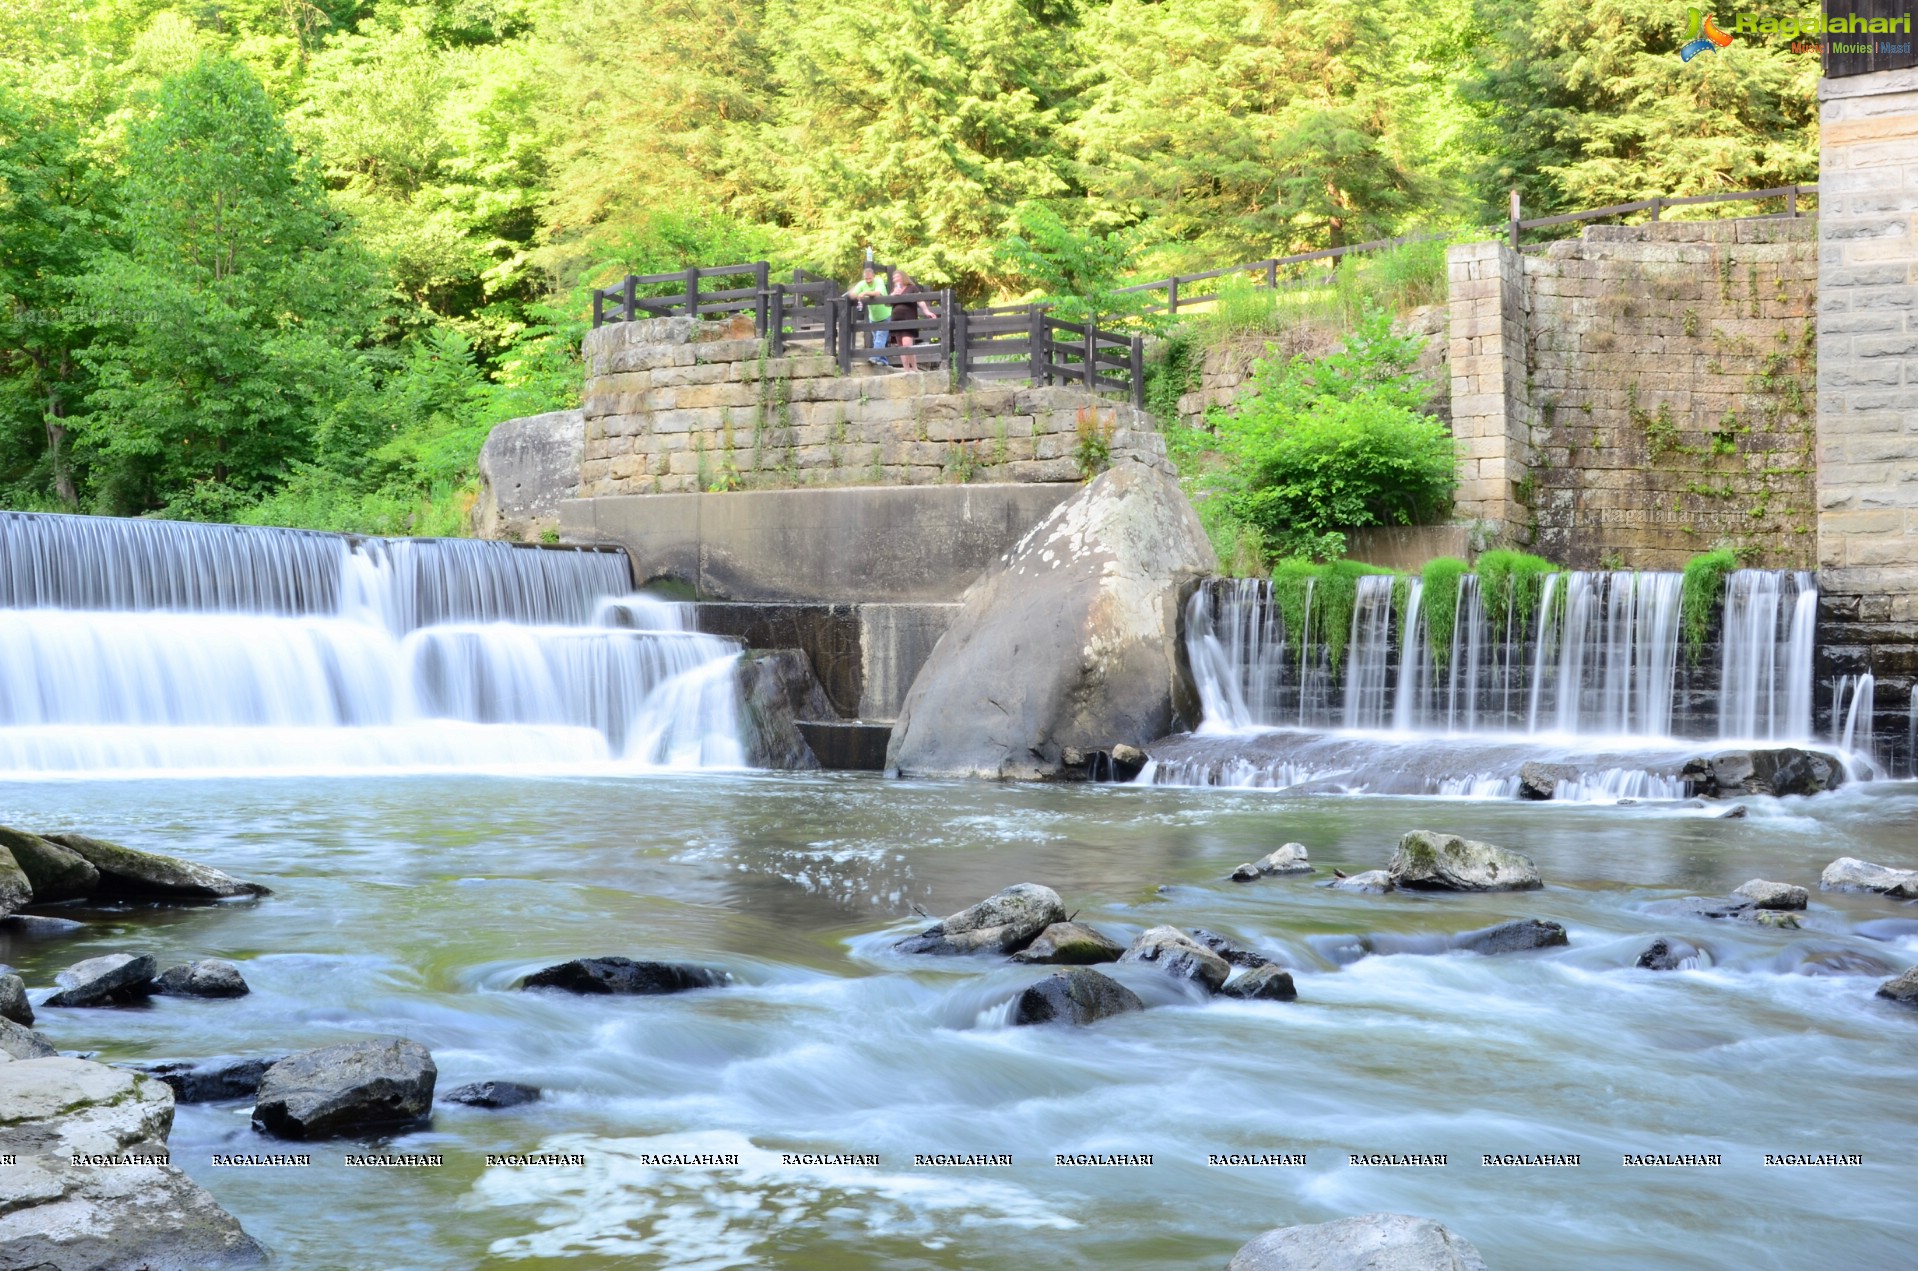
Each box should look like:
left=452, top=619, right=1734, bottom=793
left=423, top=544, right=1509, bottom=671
left=1821, top=857, right=1918, bottom=899
left=46, top=952, right=158, bottom=1007
left=43, top=831, right=269, bottom=899
left=0, top=1015, right=58, bottom=1060
left=1011, top=968, right=1145, bottom=1026
left=1329, top=869, right=1396, bottom=894
left=1452, top=918, right=1568, bottom=955
left=1389, top=831, right=1543, bottom=892
left=1189, top=929, right=1272, bottom=968
left=154, top=958, right=252, bottom=999
left=0, top=844, right=30, bottom=919
left=1681, top=748, right=1845, bottom=798
left=253, top=1037, right=437, bottom=1140
left=894, top=883, right=1066, bottom=956
left=1118, top=926, right=1230, bottom=993
left=885, top=460, right=1217, bottom=780
left=1228, top=1213, right=1489, bottom=1271
left=1010, top=921, right=1126, bottom=965
left=1636, top=937, right=1709, bottom=971
left=1517, top=762, right=1577, bottom=801
left=1220, top=965, right=1297, bottom=1001
left=132, top=1055, right=284, bottom=1103
left=1732, top=879, right=1809, bottom=911
left=1876, top=967, right=1918, bottom=1006
left=520, top=957, right=729, bottom=994
left=443, top=1080, right=541, bottom=1108
left=0, top=1056, right=266, bottom=1268
left=1650, top=896, right=1802, bottom=929
left=0, top=826, right=100, bottom=902
left=0, top=970, right=32, bottom=1025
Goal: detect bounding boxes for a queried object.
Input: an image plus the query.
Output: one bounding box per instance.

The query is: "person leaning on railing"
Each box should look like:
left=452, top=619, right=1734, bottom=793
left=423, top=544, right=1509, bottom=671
left=847, top=264, right=892, bottom=366
left=890, top=269, right=937, bottom=372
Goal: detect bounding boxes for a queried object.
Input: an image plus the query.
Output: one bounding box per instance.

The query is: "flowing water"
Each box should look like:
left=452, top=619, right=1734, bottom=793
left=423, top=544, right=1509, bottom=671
left=5, top=774, right=1916, bottom=1270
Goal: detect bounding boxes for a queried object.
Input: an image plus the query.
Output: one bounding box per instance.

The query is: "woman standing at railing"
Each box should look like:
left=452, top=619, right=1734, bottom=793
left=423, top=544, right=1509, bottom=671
left=889, top=270, right=936, bottom=372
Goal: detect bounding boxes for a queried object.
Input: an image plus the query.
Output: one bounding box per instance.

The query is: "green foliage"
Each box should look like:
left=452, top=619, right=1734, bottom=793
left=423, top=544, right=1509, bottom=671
left=993, top=202, right=1153, bottom=326
left=1183, top=309, right=1456, bottom=562
left=1680, top=547, right=1739, bottom=665
left=1474, top=548, right=1559, bottom=633
left=1418, top=555, right=1469, bottom=672
left=1269, top=556, right=1393, bottom=674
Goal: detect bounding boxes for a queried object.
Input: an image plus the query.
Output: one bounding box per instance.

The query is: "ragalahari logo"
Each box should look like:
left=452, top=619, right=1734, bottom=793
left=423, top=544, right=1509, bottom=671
left=1680, top=8, right=1737, bottom=59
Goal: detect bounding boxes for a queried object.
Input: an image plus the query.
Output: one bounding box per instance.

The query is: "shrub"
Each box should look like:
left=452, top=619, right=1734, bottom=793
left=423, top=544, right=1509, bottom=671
left=1269, top=557, right=1395, bottom=674
left=1680, top=547, right=1740, bottom=665
left=1474, top=549, right=1561, bottom=634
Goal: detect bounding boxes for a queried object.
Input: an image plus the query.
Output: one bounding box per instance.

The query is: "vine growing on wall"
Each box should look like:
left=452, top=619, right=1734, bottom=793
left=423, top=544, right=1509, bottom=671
left=1269, top=558, right=1393, bottom=676
left=1679, top=547, right=1740, bottom=665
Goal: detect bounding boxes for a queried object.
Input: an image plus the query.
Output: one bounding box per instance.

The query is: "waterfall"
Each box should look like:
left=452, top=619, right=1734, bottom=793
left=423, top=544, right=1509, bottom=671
left=0, top=513, right=745, bottom=776
left=1838, top=673, right=1875, bottom=755
left=1182, top=566, right=1815, bottom=745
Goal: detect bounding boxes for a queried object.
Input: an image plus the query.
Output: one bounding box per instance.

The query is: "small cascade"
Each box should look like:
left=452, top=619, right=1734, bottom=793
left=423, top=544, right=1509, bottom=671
left=0, top=513, right=746, bottom=776
left=1837, top=673, right=1875, bottom=756
left=1163, top=563, right=1842, bottom=793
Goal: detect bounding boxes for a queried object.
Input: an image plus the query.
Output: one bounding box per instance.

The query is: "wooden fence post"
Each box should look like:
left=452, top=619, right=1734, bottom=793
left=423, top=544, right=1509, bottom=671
left=753, top=262, right=769, bottom=336
left=1083, top=326, right=1096, bottom=390
left=770, top=284, right=786, bottom=355
left=835, top=296, right=852, bottom=374
left=1508, top=188, right=1521, bottom=250
left=1787, top=186, right=1799, bottom=217
left=954, top=305, right=969, bottom=384
left=623, top=275, right=636, bottom=325
left=1168, top=277, right=1180, bottom=315
left=1028, top=308, right=1045, bottom=386
left=684, top=265, right=699, bottom=320
left=1265, top=259, right=1278, bottom=290
left=1650, top=197, right=1662, bottom=222
left=1129, top=335, right=1144, bottom=410
left=592, top=287, right=603, bottom=328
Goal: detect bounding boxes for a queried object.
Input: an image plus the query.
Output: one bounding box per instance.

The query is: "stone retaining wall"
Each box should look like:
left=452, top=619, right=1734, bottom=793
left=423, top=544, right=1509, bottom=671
left=578, top=315, right=1168, bottom=498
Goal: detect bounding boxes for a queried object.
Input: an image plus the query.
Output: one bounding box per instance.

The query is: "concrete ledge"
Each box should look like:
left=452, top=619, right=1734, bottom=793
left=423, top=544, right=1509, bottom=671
left=796, top=721, right=892, bottom=771
left=1344, top=525, right=1476, bottom=570
left=561, top=483, right=1077, bottom=604
left=695, top=600, right=959, bottom=720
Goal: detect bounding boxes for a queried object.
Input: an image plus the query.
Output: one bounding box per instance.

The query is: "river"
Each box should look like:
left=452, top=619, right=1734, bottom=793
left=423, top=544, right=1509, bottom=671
left=6, top=771, right=1915, bottom=1269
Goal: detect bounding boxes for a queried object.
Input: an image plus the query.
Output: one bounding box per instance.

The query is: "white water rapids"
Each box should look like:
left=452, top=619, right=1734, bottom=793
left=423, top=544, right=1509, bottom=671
left=0, top=513, right=745, bottom=775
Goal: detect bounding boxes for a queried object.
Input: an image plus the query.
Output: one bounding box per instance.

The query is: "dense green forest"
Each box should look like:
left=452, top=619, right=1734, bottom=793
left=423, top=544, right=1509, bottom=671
left=0, top=0, right=1818, bottom=531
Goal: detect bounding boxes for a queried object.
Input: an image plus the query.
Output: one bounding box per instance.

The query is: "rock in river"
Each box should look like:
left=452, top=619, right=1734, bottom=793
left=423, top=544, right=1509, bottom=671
left=1228, top=1213, right=1489, bottom=1271
left=1011, top=968, right=1145, bottom=1026
left=1329, top=869, right=1396, bottom=893
left=894, top=883, right=1067, bottom=956
left=1517, top=761, right=1577, bottom=801
left=0, top=826, right=99, bottom=902
left=1118, top=926, right=1231, bottom=993
left=154, top=958, right=251, bottom=998
left=1876, top=967, right=1918, bottom=1007
left=43, top=830, right=269, bottom=899
left=1681, top=748, right=1844, bottom=798
left=1232, top=843, right=1312, bottom=881
left=1731, top=879, right=1809, bottom=910
left=1390, top=831, right=1543, bottom=892
left=253, top=1037, right=437, bottom=1140
left=0, top=1016, right=58, bottom=1061
left=1452, top=918, right=1568, bottom=955
left=0, top=1056, right=266, bottom=1268
left=1220, top=965, right=1297, bottom=1001
left=1635, top=937, right=1709, bottom=971
left=443, top=1080, right=541, bottom=1108
left=0, top=970, right=32, bottom=1025
left=520, top=957, right=729, bottom=994
left=0, top=842, right=30, bottom=919
left=1821, top=857, right=1918, bottom=899
left=1010, top=921, right=1126, bottom=965
left=45, top=951, right=158, bottom=1007
left=885, top=460, right=1217, bottom=780
left=132, top=1055, right=285, bottom=1103
left=1189, top=929, right=1271, bottom=968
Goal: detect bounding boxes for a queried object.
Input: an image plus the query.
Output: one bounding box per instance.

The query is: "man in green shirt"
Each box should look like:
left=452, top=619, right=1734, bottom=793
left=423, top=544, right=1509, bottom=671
left=847, top=263, right=892, bottom=366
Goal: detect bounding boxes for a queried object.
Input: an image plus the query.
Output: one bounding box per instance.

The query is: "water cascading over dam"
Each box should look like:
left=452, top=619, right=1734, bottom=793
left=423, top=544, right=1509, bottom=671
left=0, top=513, right=746, bottom=775
left=1156, top=568, right=1835, bottom=795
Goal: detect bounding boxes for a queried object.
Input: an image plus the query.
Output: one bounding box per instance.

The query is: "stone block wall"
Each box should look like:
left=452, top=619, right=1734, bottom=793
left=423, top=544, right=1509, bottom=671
left=1814, top=67, right=1918, bottom=776
left=1450, top=221, right=1820, bottom=570
left=578, top=315, right=1168, bottom=497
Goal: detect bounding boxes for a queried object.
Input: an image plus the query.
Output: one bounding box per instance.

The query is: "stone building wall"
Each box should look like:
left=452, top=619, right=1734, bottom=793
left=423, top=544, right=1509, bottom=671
left=1813, top=66, right=1918, bottom=776
left=578, top=315, right=1168, bottom=498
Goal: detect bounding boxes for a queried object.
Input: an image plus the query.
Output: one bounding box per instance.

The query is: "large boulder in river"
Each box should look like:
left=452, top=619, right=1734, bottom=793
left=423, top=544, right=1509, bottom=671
left=1011, top=968, right=1145, bottom=1026
left=1681, top=748, right=1845, bottom=798
left=0, top=826, right=99, bottom=901
left=520, top=957, right=729, bottom=994
left=1732, top=879, right=1809, bottom=911
left=1517, top=761, right=1576, bottom=801
left=895, top=884, right=1067, bottom=955
left=1452, top=918, right=1567, bottom=955
left=0, top=1016, right=58, bottom=1060
left=1011, top=921, right=1126, bottom=964
left=1228, top=1213, right=1489, bottom=1271
left=0, top=1056, right=267, bottom=1268
left=44, top=831, right=269, bottom=899
left=1233, top=843, right=1312, bottom=880
left=0, top=971, right=32, bottom=1025
left=1821, top=857, right=1918, bottom=899
left=154, top=958, right=251, bottom=998
left=252, top=1037, right=437, bottom=1139
left=46, top=952, right=158, bottom=1007
left=471, top=408, right=584, bottom=542
left=1390, top=831, right=1542, bottom=892
left=1877, top=967, right=1918, bottom=1007
left=885, top=460, right=1217, bottom=780
left=1118, top=925, right=1231, bottom=992
left=0, top=843, right=30, bottom=918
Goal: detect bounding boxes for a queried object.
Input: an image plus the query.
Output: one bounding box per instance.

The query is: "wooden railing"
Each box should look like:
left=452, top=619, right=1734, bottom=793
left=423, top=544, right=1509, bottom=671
left=591, top=263, right=771, bottom=328
left=1111, top=230, right=1454, bottom=317
left=1507, top=184, right=1817, bottom=248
